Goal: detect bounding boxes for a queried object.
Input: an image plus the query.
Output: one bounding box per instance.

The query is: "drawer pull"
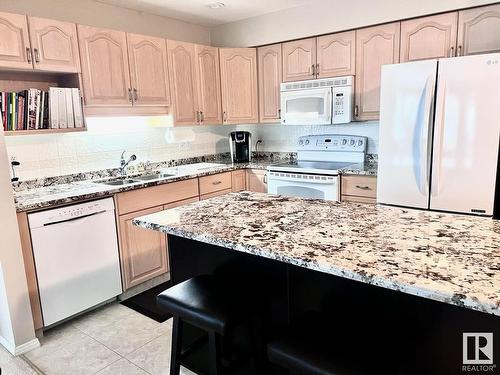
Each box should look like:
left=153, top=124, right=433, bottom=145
left=212, top=181, right=222, bottom=185
left=355, top=185, right=371, bottom=190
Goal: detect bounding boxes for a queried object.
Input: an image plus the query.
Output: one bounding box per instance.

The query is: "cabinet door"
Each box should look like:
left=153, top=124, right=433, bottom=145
left=127, top=33, right=170, bottom=107
left=119, top=206, right=168, bottom=290
left=220, top=48, right=258, bottom=124
left=0, top=12, right=32, bottom=70
left=167, top=40, right=199, bottom=125
left=355, top=22, right=400, bottom=121
left=195, top=44, right=222, bottom=124
left=231, top=170, right=247, bottom=192
left=246, top=169, right=267, bottom=193
left=400, top=13, right=458, bottom=62
left=78, top=25, right=132, bottom=106
left=258, top=44, right=282, bottom=123
left=282, top=38, right=316, bottom=82
left=458, top=4, right=500, bottom=56
left=317, top=31, right=355, bottom=78
left=28, top=17, right=80, bottom=73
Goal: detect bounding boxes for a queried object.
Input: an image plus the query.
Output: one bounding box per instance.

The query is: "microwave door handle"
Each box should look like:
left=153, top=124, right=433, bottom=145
left=326, top=89, right=332, bottom=123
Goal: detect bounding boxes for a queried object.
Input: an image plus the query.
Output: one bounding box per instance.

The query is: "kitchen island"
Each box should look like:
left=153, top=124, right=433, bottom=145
left=134, top=192, right=500, bottom=374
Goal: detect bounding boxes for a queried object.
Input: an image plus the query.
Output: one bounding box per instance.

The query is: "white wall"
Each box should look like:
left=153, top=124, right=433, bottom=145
left=211, top=0, right=498, bottom=47
left=6, top=119, right=379, bottom=180
left=0, top=128, right=37, bottom=354
left=0, top=0, right=211, bottom=44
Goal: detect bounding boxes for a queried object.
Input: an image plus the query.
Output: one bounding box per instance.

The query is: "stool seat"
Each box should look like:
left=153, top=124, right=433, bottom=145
left=157, top=275, right=249, bottom=335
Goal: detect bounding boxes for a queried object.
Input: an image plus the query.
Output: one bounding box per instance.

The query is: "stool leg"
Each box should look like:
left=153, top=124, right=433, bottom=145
left=208, top=331, right=222, bottom=375
left=170, top=316, right=183, bottom=375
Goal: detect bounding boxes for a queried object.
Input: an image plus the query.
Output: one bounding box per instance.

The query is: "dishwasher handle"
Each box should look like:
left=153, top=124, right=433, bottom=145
left=43, top=210, right=107, bottom=227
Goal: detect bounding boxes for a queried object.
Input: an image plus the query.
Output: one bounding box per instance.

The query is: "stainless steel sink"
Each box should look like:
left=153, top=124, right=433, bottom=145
left=93, top=179, right=139, bottom=186
left=134, top=173, right=176, bottom=181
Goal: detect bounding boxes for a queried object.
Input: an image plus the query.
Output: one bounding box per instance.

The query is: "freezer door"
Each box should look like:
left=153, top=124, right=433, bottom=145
left=377, top=60, right=437, bottom=208
left=430, top=54, right=500, bottom=215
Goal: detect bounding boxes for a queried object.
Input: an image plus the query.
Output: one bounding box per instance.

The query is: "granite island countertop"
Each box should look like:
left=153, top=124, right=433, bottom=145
left=133, top=192, right=500, bottom=316
left=14, top=160, right=377, bottom=212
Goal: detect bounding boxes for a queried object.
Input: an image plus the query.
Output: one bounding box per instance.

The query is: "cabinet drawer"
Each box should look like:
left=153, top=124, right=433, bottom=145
left=116, top=178, right=199, bottom=215
left=341, top=195, right=376, bottom=204
left=341, top=175, right=377, bottom=198
left=199, top=172, right=232, bottom=195
left=200, top=188, right=232, bottom=200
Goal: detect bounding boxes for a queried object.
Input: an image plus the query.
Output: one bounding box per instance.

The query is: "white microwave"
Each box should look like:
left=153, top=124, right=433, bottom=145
left=280, top=76, right=353, bottom=125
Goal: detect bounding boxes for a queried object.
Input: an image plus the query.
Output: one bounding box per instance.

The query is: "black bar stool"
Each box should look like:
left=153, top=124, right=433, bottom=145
left=157, top=274, right=260, bottom=375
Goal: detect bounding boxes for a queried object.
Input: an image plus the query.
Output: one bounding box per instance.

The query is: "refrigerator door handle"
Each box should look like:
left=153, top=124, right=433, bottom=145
left=431, top=81, right=447, bottom=197
left=421, top=77, right=435, bottom=194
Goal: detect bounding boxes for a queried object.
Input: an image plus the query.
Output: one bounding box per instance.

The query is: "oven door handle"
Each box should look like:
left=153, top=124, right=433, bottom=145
left=267, top=175, right=338, bottom=184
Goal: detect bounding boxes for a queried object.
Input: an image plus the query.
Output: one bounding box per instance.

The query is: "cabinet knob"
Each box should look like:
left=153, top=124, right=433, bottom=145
left=34, top=48, right=40, bottom=63
left=26, top=47, right=32, bottom=64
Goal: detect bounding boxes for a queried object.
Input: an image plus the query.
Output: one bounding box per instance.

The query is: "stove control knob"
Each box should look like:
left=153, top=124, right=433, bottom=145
left=350, top=139, right=355, bottom=145
left=358, top=140, right=363, bottom=146
left=305, top=139, right=310, bottom=145
left=342, top=139, right=347, bottom=145
left=298, top=140, right=304, bottom=146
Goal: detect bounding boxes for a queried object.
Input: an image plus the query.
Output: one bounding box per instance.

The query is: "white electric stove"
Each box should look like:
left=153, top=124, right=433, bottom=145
left=267, top=134, right=367, bottom=201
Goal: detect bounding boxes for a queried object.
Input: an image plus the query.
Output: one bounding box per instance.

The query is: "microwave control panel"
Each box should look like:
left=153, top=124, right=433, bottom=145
left=332, top=86, right=353, bottom=124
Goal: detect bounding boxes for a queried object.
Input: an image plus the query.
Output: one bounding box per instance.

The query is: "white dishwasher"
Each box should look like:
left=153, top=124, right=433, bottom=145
left=28, top=198, right=122, bottom=327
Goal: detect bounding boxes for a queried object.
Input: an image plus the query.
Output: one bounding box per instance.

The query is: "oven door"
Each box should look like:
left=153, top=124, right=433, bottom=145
left=281, top=88, right=332, bottom=125
left=267, top=171, right=340, bottom=201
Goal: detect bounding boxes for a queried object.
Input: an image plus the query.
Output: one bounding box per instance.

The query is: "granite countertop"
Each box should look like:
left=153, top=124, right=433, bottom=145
left=134, top=192, right=500, bottom=316
left=13, top=159, right=377, bottom=212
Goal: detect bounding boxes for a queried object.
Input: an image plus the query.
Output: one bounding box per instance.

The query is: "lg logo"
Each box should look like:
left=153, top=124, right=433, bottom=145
left=462, top=333, right=496, bottom=373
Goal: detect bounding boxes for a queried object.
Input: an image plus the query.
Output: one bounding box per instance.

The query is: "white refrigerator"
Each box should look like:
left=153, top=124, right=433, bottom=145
left=377, top=53, right=500, bottom=215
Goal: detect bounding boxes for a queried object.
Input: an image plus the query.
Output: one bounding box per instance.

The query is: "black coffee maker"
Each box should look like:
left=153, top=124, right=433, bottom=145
left=229, top=131, right=252, bottom=163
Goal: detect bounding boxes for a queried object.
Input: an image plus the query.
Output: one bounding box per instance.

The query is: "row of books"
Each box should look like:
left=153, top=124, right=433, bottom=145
left=0, top=87, right=84, bottom=132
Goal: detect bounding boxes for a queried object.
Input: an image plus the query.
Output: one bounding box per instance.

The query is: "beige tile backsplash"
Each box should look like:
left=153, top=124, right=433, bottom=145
left=5, top=116, right=379, bottom=180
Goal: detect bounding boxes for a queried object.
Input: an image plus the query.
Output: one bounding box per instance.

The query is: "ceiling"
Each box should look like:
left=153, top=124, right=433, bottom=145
left=94, top=0, right=310, bottom=26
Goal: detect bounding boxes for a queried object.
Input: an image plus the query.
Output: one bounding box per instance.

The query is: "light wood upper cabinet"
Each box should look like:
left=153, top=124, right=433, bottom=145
left=258, top=44, right=282, bottom=123
left=167, top=40, right=198, bottom=125
left=78, top=25, right=132, bottom=106
left=400, top=13, right=458, bottom=62
left=355, top=22, right=400, bottom=121
left=220, top=47, right=258, bottom=124
left=127, top=33, right=170, bottom=107
left=119, top=205, right=168, bottom=290
left=282, top=38, right=316, bottom=82
left=28, top=17, right=80, bottom=73
left=195, top=44, right=222, bottom=125
left=0, top=12, right=32, bottom=70
left=458, top=4, right=500, bottom=56
left=316, top=31, right=356, bottom=78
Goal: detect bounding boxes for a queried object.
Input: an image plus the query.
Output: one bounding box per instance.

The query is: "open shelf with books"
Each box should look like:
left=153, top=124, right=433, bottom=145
left=0, top=71, right=86, bottom=136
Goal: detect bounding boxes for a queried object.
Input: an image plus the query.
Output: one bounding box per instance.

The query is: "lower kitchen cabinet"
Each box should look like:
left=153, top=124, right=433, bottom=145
left=246, top=169, right=267, bottom=193
left=341, top=175, right=377, bottom=204
left=119, top=205, right=168, bottom=290
left=231, top=170, right=247, bottom=192
left=200, top=188, right=232, bottom=200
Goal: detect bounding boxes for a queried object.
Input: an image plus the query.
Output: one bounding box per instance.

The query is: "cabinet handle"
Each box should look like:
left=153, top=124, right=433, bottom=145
left=26, top=47, right=32, bottom=63
left=133, top=88, right=138, bottom=101
left=263, top=174, right=267, bottom=184
left=354, top=105, right=359, bottom=118
left=34, top=48, right=40, bottom=63
left=311, top=64, right=316, bottom=76
left=457, top=45, right=462, bottom=57
left=355, top=185, right=371, bottom=190
left=200, top=111, right=204, bottom=123
left=223, top=111, right=227, bottom=122
left=278, top=109, right=281, bottom=119
left=212, top=180, right=222, bottom=185
left=128, top=88, right=133, bottom=102
left=449, top=46, right=455, bottom=57
left=316, top=63, right=320, bottom=77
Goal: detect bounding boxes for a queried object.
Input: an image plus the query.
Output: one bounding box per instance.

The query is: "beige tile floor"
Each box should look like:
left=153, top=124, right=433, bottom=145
left=0, top=302, right=197, bottom=375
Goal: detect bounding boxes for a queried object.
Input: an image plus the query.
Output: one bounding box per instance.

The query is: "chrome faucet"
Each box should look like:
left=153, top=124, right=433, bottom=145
left=120, top=151, right=137, bottom=176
